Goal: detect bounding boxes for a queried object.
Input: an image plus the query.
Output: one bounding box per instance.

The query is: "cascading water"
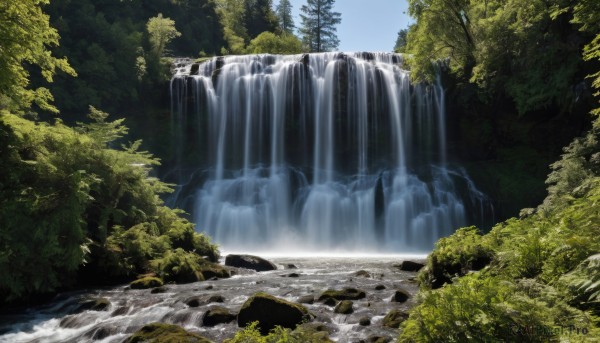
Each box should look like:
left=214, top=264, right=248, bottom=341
left=169, top=52, right=491, bottom=252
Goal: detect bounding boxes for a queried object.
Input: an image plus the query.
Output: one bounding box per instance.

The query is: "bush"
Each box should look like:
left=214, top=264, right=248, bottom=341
left=225, top=322, right=332, bottom=343
left=418, top=226, right=493, bottom=289
left=0, top=110, right=218, bottom=303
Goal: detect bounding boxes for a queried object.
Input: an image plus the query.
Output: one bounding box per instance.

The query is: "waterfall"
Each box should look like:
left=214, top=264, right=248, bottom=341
left=169, top=52, right=491, bottom=252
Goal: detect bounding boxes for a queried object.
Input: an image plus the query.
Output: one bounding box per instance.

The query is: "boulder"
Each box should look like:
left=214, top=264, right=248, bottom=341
left=359, top=317, right=371, bottom=326
left=334, top=300, right=353, bottom=314
left=382, top=309, right=408, bottom=328
left=391, top=289, right=410, bottom=303
left=237, top=292, right=312, bottom=334
left=318, top=288, right=366, bottom=301
left=198, top=263, right=230, bottom=279
left=124, top=322, right=212, bottom=343
left=297, top=295, right=315, bottom=304
left=322, top=298, right=337, bottom=307
left=225, top=254, right=277, bottom=272
left=78, top=297, right=110, bottom=311
left=130, top=276, right=163, bottom=290
left=285, top=264, right=298, bottom=269
left=151, top=286, right=168, bottom=294
left=397, top=260, right=425, bottom=272
left=374, top=284, right=386, bottom=290
left=202, top=306, right=236, bottom=327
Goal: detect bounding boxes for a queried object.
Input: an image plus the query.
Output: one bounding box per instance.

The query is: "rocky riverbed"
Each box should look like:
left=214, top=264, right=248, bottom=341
left=0, top=256, right=425, bottom=343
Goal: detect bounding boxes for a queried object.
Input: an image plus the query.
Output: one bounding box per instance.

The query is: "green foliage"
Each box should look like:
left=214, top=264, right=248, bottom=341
left=299, top=0, right=342, bottom=52
left=216, top=0, right=250, bottom=54
left=152, top=248, right=205, bottom=284
left=405, top=0, right=587, bottom=115
left=0, top=0, right=76, bottom=113
left=246, top=32, right=303, bottom=54
left=0, top=110, right=218, bottom=303
left=402, top=119, right=600, bottom=341
left=130, top=276, right=164, bottom=289
left=400, top=274, right=597, bottom=342
left=394, top=28, right=409, bottom=53
left=418, top=226, right=493, bottom=289
left=276, top=0, right=296, bottom=34
left=124, top=322, right=212, bottom=343
left=557, top=256, right=600, bottom=316
left=226, top=322, right=332, bottom=343
left=244, top=0, right=279, bottom=40
left=147, top=13, right=181, bottom=57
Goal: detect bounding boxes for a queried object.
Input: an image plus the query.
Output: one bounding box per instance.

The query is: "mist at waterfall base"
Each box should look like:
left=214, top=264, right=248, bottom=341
left=168, top=52, right=492, bottom=254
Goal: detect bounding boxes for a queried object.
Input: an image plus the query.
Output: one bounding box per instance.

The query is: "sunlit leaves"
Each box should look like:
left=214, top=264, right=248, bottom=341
left=0, top=0, right=76, bottom=113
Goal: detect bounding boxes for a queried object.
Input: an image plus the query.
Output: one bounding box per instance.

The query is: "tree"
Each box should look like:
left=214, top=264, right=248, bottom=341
left=147, top=13, right=181, bottom=57
left=244, top=0, right=279, bottom=39
left=246, top=31, right=303, bottom=54
left=0, top=0, right=76, bottom=114
left=276, top=0, right=295, bottom=34
left=215, top=0, right=248, bottom=54
left=299, top=0, right=341, bottom=52
left=394, top=28, right=409, bottom=52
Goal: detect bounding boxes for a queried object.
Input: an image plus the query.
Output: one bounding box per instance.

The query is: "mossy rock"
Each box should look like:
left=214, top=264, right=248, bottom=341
left=382, top=309, right=408, bottom=328
left=359, top=317, right=371, bottom=326
left=198, top=263, right=230, bottom=279
left=237, top=292, right=312, bottom=334
left=202, top=306, right=236, bottom=326
left=130, top=277, right=163, bottom=290
left=78, top=297, right=110, bottom=311
left=334, top=300, right=353, bottom=314
left=124, top=322, right=212, bottom=343
left=318, top=288, right=366, bottom=301
left=391, top=289, right=410, bottom=303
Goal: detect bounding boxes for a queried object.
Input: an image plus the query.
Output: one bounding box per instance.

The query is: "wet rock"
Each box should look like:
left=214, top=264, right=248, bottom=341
left=111, top=306, right=129, bottom=316
left=323, top=298, right=337, bottom=307
left=151, top=286, right=168, bottom=294
left=359, top=316, right=371, bottom=326
left=281, top=272, right=300, bottom=277
left=205, top=285, right=214, bottom=290
left=190, top=63, right=200, bottom=75
left=374, top=284, right=386, bottom=290
left=391, top=289, right=410, bottom=303
left=318, top=288, right=366, bottom=301
left=186, top=294, right=225, bottom=307
left=354, top=270, right=371, bottom=278
left=297, top=295, right=315, bottom=304
left=123, top=322, right=212, bottom=343
left=285, top=264, right=298, bottom=269
left=397, top=260, right=425, bottom=272
left=382, top=309, right=408, bottom=328
left=78, top=297, right=110, bottom=312
left=237, top=292, right=312, bottom=334
left=225, top=254, right=277, bottom=272
left=367, top=335, right=391, bottom=343
left=334, top=300, right=353, bottom=314
left=198, top=263, right=231, bottom=279
left=59, top=315, right=82, bottom=328
left=86, top=325, right=117, bottom=340
left=130, top=276, right=163, bottom=290
left=202, top=306, right=236, bottom=327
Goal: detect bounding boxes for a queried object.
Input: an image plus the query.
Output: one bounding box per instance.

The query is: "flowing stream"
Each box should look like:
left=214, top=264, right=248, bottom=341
left=0, top=256, right=422, bottom=343
left=168, top=52, right=492, bottom=252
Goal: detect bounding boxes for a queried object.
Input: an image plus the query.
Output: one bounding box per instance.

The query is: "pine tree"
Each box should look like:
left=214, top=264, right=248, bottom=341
left=276, top=0, right=295, bottom=35
left=244, top=0, right=279, bottom=39
left=299, top=0, right=341, bottom=52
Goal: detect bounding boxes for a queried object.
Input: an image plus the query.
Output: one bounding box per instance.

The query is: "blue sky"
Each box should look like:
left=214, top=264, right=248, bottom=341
left=283, top=0, right=413, bottom=52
